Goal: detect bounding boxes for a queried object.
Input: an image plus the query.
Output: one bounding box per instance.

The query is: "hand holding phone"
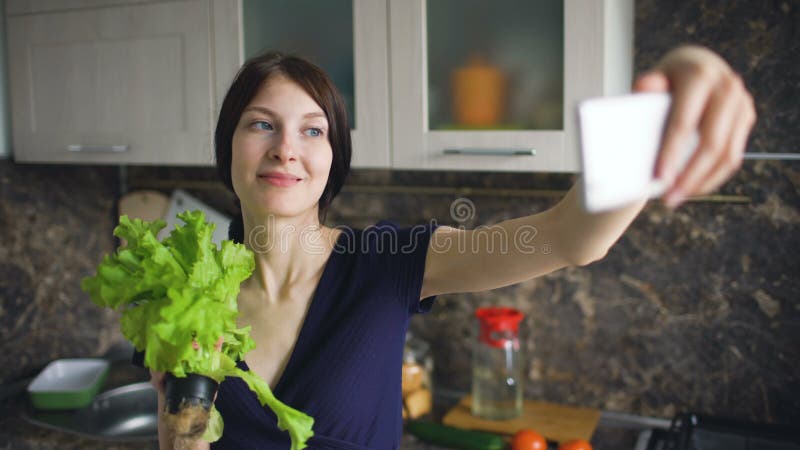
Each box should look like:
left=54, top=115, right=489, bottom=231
left=578, top=92, right=699, bottom=212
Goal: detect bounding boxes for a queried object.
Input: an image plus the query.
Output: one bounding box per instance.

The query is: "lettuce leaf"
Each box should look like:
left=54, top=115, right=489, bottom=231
left=82, top=211, right=314, bottom=448
left=202, top=405, right=224, bottom=442
left=235, top=368, right=315, bottom=449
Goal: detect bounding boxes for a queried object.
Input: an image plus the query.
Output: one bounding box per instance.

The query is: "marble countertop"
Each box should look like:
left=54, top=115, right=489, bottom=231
left=0, top=362, right=650, bottom=449
left=0, top=360, right=157, bottom=449
left=0, top=412, right=643, bottom=450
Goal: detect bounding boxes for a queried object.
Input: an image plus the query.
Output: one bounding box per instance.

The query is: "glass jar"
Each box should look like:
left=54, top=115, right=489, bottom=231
left=402, top=332, right=433, bottom=420
left=471, top=307, right=524, bottom=420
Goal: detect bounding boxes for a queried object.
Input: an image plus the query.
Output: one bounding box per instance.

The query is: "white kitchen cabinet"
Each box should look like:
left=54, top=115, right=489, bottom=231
left=5, top=0, right=157, bottom=15
left=5, top=0, right=633, bottom=171
left=214, top=0, right=634, bottom=172
left=389, top=0, right=633, bottom=172
left=6, top=0, right=216, bottom=165
left=211, top=0, right=391, bottom=169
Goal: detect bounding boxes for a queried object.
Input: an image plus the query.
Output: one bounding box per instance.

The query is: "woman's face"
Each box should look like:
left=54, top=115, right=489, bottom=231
left=231, top=75, right=333, bottom=222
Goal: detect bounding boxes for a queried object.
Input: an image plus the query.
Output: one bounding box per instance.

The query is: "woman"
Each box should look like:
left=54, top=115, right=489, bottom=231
left=152, top=46, right=755, bottom=449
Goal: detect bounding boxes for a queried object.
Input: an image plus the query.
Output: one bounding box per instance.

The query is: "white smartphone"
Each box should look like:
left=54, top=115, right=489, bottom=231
left=577, top=92, right=699, bottom=212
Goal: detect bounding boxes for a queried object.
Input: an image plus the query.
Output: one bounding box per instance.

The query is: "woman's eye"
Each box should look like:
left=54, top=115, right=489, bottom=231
left=252, top=121, right=273, bottom=131
left=305, top=128, right=324, bottom=137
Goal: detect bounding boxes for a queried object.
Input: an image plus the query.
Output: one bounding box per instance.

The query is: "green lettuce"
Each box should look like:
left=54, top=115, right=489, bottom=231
left=81, top=210, right=314, bottom=449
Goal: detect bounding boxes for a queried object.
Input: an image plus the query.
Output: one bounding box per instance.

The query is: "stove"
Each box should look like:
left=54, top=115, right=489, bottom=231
left=636, top=413, right=799, bottom=450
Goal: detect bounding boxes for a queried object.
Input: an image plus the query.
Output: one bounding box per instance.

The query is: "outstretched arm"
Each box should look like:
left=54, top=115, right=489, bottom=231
left=420, top=45, right=756, bottom=299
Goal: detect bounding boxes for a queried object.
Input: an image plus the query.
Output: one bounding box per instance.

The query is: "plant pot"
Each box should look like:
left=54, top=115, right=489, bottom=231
left=164, top=373, right=218, bottom=414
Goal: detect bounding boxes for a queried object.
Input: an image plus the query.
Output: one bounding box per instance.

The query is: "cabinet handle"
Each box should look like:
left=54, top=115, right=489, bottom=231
left=443, top=148, right=536, bottom=156
left=743, top=153, right=800, bottom=160
left=67, top=144, right=129, bottom=153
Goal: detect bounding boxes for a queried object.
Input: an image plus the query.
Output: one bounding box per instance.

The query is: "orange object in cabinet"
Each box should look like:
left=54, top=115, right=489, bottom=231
left=451, top=55, right=507, bottom=127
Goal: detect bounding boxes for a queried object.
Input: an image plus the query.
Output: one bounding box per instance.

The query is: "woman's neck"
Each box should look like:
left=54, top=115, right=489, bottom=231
left=241, top=210, right=337, bottom=304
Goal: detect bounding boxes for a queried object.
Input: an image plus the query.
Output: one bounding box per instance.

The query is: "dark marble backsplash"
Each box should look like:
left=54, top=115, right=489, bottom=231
left=0, top=164, right=123, bottom=373
left=0, top=1, right=797, bottom=444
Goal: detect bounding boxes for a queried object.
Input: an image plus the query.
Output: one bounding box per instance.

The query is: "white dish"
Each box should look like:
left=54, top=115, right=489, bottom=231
left=27, top=358, right=110, bottom=409
left=28, top=358, right=110, bottom=393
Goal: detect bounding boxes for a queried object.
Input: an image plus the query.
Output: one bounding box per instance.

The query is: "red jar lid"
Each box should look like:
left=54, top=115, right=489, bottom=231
left=475, top=307, right=524, bottom=348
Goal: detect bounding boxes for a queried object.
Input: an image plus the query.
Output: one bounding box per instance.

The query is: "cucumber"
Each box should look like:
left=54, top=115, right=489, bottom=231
left=406, top=421, right=507, bottom=450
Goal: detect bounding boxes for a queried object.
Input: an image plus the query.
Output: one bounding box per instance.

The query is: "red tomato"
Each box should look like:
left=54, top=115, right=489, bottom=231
left=511, top=429, right=547, bottom=450
left=558, top=439, right=593, bottom=450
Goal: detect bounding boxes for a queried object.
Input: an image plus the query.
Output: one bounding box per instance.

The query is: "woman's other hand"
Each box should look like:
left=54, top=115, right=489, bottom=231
left=151, top=370, right=213, bottom=450
left=633, top=45, right=756, bottom=208
left=150, top=369, right=167, bottom=395
left=151, top=370, right=174, bottom=449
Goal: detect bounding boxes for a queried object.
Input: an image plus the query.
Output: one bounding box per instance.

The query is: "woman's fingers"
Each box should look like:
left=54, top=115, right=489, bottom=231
left=693, top=93, right=756, bottom=195
left=633, top=71, right=670, bottom=93
left=644, top=46, right=756, bottom=208
left=150, top=370, right=167, bottom=394
left=654, top=63, right=716, bottom=186
left=664, top=73, right=747, bottom=206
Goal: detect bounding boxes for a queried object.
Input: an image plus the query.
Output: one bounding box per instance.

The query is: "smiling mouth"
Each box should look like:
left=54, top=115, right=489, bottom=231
left=258, top=174, right=302, bottom=187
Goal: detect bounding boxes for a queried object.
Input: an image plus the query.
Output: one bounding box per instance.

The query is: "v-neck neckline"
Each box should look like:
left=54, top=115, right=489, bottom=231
left=242, top=228, right=349, bottom=396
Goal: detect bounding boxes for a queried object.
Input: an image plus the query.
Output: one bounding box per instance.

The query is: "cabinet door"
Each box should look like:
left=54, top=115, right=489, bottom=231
left=5, top=0, right=157, bottom=15
left=7, top=0, right=214, bottom=165
left=389, top=0, right=633, bottom=172
left=212, top=0, right=390, bottom=169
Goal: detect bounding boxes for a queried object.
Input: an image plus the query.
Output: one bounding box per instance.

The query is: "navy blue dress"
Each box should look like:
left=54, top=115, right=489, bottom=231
left=211, top=221, right=439, bottom=449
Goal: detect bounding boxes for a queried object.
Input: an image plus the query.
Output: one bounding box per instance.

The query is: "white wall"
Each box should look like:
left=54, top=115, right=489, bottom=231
left=0, top=0, right=11, bottom=159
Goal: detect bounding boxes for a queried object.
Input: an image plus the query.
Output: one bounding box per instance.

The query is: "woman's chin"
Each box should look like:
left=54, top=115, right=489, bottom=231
left=246, top=205, right=319, bottom=223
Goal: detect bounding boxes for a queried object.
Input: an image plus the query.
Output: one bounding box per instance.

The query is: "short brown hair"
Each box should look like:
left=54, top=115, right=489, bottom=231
left=215, top=51, right=351, bottom=227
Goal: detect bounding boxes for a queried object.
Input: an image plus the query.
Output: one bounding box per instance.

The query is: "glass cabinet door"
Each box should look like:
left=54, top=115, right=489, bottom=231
left=242, top=0, right=356, bottom=125
left=212, top=0, right=390, bottom=168
left=390, top=0, right=633, bottom=172
left=426, top=0, right=564, bottom=132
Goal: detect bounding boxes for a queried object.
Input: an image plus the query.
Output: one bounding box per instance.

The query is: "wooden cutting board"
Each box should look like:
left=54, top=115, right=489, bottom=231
left=117, top=190, right=170, bottom=246
left=442, top=396, right=600, bottom=443
left=118, top=190, right=170, bottom=222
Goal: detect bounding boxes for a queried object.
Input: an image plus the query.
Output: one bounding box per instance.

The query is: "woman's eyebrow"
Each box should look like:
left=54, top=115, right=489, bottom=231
left=303, top=112, right=326, bottom=120
left=242, top=105, right=274, bottom=116
left=242, top=106, right=326, bottom=120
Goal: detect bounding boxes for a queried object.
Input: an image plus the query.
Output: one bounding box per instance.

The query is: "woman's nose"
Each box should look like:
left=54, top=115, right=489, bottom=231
left=269, top=132, right=297, bottom=162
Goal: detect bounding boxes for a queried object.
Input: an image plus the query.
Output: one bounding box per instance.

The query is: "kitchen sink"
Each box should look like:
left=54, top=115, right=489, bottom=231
left=24, top=382, right=158, bottom=441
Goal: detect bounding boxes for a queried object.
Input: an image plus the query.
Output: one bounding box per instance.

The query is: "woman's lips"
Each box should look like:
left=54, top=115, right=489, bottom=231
left=258, top=173, right=302, bottom=187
